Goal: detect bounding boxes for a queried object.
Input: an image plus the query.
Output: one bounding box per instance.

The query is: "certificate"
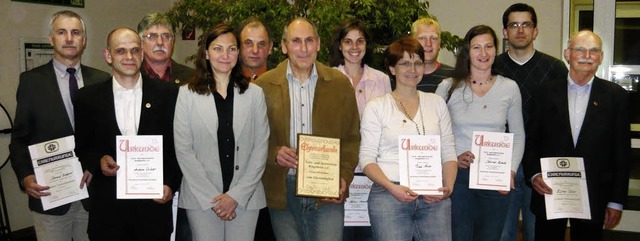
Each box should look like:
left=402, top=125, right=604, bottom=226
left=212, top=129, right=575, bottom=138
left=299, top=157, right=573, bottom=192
left=116, top=135, right=163, bottom=199
left=541, top=157, right=591, bottom=220
left=398, top=135, right=443, bottom=195
left=296, top=134, right=341, bottom=198
left=28, top=136, right=89, bottom=210
left=344, top=176, right=373, bottom=226
left=469, top=131, right=513, bottom=191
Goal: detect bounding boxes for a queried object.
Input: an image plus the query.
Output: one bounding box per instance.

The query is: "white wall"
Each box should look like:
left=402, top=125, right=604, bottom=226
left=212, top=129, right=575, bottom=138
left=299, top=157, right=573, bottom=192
left=429, top=0, right=565, bottom=66
left=0, top=0, right=198, bottom=231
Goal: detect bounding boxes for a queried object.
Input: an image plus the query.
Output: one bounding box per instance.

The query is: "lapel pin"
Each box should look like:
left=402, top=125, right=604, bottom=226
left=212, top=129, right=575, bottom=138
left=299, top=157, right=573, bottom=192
left=145, top=103, right=151, bottom=109
left=593, top=101, right=598, bottom=106
left=175, top=79, right=180, bottom=84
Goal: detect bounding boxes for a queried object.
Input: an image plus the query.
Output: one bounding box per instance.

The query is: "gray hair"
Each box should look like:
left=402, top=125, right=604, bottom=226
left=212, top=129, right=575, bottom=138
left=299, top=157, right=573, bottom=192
left=137, top=12, right=174, bottom=38
left=50, top=10, right=86, bottom=37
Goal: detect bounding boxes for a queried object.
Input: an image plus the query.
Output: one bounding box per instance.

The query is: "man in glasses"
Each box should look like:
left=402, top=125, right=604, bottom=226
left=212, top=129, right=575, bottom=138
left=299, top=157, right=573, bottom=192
left=523, top=30, right=630, bottom=241
left=255, top=17, right=360, bottom=241
left=137, top=12, right=194, bottom=86
left=495, top=4, right=568, bottom=241
left=237, top=17, right=274, bottom=82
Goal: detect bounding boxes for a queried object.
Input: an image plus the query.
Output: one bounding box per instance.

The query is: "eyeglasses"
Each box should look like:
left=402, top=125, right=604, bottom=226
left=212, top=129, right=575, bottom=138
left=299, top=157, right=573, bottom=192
left=569, top=47, right=602, bottom=56
left=210, top=45, right=238, bottom=53
left=396, top=61, right=424, bottom=68
left=242, top=40, right=268, bottom=50
left=284, top=37, right=317, bottom=47
left=142, top=33, right=173, bottom=41
left=506, top=22, right=534, bottom=30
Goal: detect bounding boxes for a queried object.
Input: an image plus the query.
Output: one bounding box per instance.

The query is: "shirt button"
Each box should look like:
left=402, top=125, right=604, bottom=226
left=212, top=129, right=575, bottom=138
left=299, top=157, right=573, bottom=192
left=302, top=104, right=305, bottom=107
left=226, top=155, right=229, bottom=158
left=358, top=89, right=363, bottom=93
left=235, top=165, right=239, bottom=170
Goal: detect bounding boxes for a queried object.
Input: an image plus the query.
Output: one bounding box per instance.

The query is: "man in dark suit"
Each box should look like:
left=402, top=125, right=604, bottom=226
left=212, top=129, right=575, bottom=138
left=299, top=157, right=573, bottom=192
left=137, top=12, right=194, bottom=86
left=523, top=30, right=630, bottom=241
left=74, top=27, right=180, bottom=241
left=9, top=10, right=108, bottom=241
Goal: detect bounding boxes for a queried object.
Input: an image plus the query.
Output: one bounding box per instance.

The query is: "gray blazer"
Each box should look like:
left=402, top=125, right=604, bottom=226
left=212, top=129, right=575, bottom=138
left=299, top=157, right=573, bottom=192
left=174, top=83, right=269, bottom=211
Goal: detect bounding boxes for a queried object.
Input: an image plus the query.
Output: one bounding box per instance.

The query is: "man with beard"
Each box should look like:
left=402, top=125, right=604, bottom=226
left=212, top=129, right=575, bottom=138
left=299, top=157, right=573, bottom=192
left=138, top=13, right=194, bottom=86
left=494, top=4, right=568, bottom=241
left=10, top=10, right=108, bottom=241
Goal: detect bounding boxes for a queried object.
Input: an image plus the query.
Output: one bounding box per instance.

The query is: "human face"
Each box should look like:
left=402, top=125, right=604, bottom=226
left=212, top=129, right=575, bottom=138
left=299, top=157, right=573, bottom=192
left=206, top=33, right=239, bottom=76
left=340, top=29, right=366, bottom=65
left=49, top=16, right=86, bottom=64
left=281, top=20, right=320, bottom=76
left=502, top=12, right=538, bottom=50
left=104, top=29, right=143, bottom=79
left=563, top=31, right=603, bottom=77
left=389, top=52, right=424, bottom=89
left=141, top=25, right=174, bottom=65
left=413, top=24, right=441, bottom=64
left=240, top=25, right=272, bottom=71
left=469, top=34, right=496, bottom=72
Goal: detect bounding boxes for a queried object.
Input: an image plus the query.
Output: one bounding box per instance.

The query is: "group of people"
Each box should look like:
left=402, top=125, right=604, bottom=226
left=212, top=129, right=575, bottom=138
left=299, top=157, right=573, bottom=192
left=8, top=2, right=630, bottom=241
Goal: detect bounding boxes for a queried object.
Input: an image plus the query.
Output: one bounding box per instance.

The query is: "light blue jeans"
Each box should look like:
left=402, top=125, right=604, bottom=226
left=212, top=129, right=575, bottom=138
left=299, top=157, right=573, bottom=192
left=500, top=165, right=535, bottom=241
left=368, top=183, right=452, bottom=241
left=269, top=175, right=344, bottom=241
left=452, top=168, right=510, bottom=241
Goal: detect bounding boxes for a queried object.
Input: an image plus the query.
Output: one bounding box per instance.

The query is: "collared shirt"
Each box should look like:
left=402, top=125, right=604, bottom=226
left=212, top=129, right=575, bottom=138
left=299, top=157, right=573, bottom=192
left=52, top=59, right=84, bottom=129
left=286, top=61, right=318, bottom=174
left=567, top=75, right=593, bottom=146
left=242, top=64, right=268, bottom=82
left=335, top=64, right=391, bottom=117
left=142, top=60, right=172, bottom=82
left=113, top=76, right=143, bottom=136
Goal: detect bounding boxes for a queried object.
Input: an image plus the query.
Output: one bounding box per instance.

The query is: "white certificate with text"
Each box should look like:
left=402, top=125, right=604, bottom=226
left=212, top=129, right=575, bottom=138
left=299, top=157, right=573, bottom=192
left=116, top=135, right=163, bottom=199
left=29, top=136, right=89, bottom=210
left=541, top=157, right=591, bottom=220
left=344, top=176, right=373, bottom=226
left=398, top=135, right=443, bottom=195
left=469, top=131, right=513, bottom=191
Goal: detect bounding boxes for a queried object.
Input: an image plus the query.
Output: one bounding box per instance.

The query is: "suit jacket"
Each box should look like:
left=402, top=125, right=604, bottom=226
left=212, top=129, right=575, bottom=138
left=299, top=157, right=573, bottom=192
left=9, top=60, right=109, bottom=215
left=74, top=75, right=180, bottom=235
left=174, top=83, right=269, bottom=211
left=141, top=59, right=194, bottom=86
left=523, top=76, right=631, bottom=222
left=255, top=60, right=361, bottom=210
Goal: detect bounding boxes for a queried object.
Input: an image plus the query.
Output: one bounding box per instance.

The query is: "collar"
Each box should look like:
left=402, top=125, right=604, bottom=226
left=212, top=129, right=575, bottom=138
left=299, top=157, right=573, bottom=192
left=568, top=74, right=594, bottom=88
left=53, top=59, right=81, bottom=76
left=242, top=64, right=268, bottom=81
left=286, top=60, right=318, bottom=84
left=142, top=60, right=172, bottom=82
left=507, top=50, right=536, bottom=65
left=112, top=74, right=143, bottom=92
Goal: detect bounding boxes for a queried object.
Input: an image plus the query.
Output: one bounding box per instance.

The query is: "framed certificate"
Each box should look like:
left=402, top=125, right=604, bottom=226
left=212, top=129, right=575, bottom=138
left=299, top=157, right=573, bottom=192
left=541, top=157, right=591, bottom=220
left=398, top=135, right=443, bottom=195
left=296, top=134, right=341, bottom=198
left=116, top=135, right=163, bottom=199
left=469, top=131, right=513, bottom=191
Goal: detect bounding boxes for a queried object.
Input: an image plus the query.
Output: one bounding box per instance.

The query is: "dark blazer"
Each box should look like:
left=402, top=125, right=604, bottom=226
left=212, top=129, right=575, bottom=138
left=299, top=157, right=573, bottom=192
left=74, top=76, right=180, bottom=237
left=9, top=60, right=109, bottom=215
left=141, top=59, right=194, bottom=86
left=523, top=76, right=631, bottom=222
left=255, top=60, right=360, bottom=210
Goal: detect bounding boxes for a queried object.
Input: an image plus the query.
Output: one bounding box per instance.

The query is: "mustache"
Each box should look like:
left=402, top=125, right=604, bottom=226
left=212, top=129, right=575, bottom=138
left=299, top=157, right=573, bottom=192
left=62, top=44, right=77, bottom=48
left=578, top=58, right=594, bottom=64
left=152, top=45, right=168, bottom=53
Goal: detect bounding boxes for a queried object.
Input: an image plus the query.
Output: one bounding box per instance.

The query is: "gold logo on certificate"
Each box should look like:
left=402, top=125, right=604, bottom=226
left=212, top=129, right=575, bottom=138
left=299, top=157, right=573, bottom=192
left=296, top=134, right=341, bottom=198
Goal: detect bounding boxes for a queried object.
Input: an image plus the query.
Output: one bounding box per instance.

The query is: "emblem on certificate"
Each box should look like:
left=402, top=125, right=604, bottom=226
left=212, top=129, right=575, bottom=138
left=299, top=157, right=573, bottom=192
left=541, top=157, right=591, bottom=220
left=116, top=135, right=164, bottom=199
left=398, top=135, right=443, bottom=195
left=469, top=131, right=513, bottom=191
left=296, top=134, right=341, bottom=198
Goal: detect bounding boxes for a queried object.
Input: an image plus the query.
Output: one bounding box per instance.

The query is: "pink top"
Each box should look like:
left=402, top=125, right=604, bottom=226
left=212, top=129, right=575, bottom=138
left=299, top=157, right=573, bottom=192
left=335, top=64, right=392, bottom=117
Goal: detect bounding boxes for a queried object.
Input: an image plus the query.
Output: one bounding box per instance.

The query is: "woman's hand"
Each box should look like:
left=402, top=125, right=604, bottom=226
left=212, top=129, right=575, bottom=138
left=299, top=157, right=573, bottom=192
left=211, top=193, right=239, bottom=221
left=457, top=151, right=475, bottom=169
left=423, top=185, right=453, bottom=204
left=387, top=184, right=419, bottom=203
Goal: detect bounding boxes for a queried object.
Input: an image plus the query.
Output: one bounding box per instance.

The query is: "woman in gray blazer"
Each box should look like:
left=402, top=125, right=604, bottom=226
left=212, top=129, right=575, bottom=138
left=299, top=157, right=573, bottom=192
left=173, top=23, right=269, bottom=241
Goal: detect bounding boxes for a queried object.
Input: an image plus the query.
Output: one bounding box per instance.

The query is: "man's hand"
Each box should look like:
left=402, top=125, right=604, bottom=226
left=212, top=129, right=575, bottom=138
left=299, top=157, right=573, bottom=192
left=322, top=178, right=348, bottom=204
left=604, top=208, right=622, bottom=229
left=22, top=175, right=50, bottom=199
left=100, top=155, right=119, bottom=176
left=80, top=170, right=92, bottom=189
left=153, top=185, right=174, bottom=204
left=275, top=146, right=298, bottom=168
left=532, top=175, right=553, bottom=195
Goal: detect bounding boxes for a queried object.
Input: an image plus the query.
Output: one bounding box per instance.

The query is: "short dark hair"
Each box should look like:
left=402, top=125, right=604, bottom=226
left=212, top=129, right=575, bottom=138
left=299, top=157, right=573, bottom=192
left=448, top=25, right=499, bottom=99
left=329, top=19, right=373, bottom=67
left=189, top=23, right=248, bottom=95
left=502, top=3, right=537, bottom=29
left=236, top=16, right=271, bottom=42
left=384, top=35, right=425, bottom=74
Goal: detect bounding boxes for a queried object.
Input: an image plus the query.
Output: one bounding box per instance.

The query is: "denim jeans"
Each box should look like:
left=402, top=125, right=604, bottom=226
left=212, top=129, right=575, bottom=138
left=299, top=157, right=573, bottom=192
left=500, top=165, right=535, bottom=241
left=368, top=183, right=452, bottom=241
left=269, top=175, right=344, bottom=241
left=452, top=168, right=510, bottom=241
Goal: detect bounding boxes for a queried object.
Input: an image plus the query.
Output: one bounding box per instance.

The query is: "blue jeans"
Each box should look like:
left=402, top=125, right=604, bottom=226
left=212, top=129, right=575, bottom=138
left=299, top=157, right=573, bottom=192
left=452, top=168, right=510, bottom=241
left=368, top=183, right=452, bottom=241
left=500, top=165, right=535, bottom=241
left=269, top=175, right=344, bottom=241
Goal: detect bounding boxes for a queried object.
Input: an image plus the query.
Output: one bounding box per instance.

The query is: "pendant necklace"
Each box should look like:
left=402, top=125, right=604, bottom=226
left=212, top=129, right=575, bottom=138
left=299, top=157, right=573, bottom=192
left=394, top=93, right=426, bottom=135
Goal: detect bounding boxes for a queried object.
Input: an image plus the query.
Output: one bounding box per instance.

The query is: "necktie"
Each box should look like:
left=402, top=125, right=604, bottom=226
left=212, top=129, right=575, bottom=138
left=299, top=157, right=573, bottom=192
left=67, top=68, right=78, bottom=102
